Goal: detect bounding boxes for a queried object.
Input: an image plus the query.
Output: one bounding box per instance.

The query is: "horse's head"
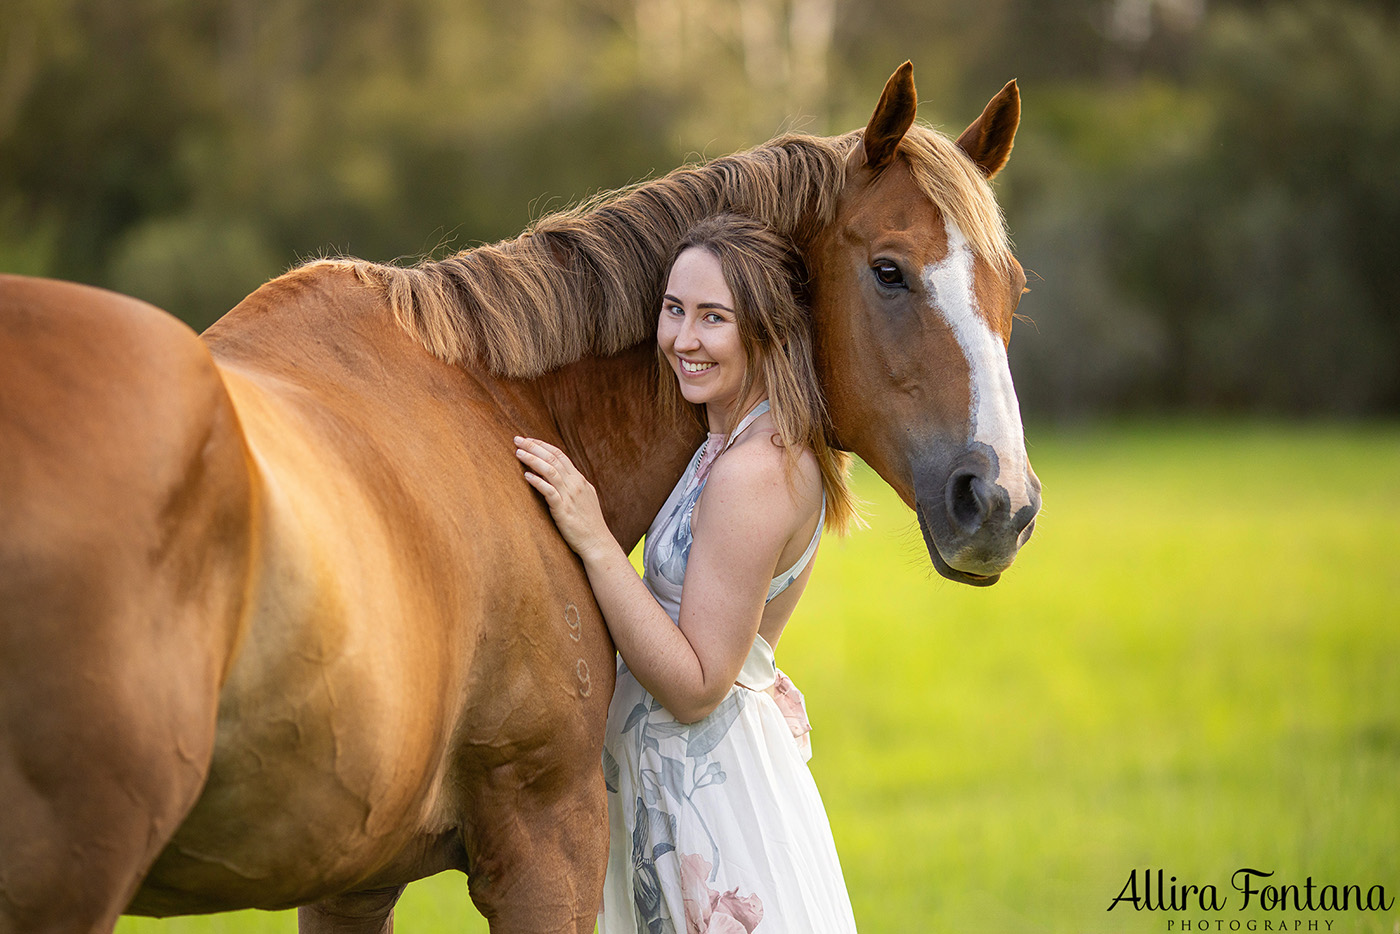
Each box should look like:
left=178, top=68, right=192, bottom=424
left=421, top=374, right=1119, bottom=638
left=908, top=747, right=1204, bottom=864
left=811, top=63, right=1039, bottom=586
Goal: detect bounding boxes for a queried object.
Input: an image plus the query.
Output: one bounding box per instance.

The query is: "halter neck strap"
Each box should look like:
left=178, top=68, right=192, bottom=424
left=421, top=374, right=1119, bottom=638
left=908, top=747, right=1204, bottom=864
left=722, top=399, right=771, bottom=453
left=694, top=399, right=770, bottom=484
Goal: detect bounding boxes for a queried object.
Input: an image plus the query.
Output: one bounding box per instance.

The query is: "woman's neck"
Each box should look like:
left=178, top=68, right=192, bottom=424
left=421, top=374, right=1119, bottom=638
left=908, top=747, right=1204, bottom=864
left=706, top=391, right=770, bottom=436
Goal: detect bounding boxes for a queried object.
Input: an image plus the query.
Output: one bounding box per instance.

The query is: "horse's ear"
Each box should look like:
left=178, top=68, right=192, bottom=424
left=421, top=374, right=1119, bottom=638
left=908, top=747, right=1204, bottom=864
left=863, top=61, right=918, bottom=171
left=956, top=80, right=1020, bottom=179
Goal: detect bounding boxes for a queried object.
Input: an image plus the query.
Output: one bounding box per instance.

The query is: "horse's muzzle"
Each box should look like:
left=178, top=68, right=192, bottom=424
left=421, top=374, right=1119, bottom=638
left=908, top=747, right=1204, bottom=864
left=915, top=445, right=1040, bottom=586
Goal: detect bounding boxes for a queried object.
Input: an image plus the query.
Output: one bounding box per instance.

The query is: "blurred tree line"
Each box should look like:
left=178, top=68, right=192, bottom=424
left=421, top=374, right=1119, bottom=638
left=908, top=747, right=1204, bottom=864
left=1, top=0, right=1395, bottom=417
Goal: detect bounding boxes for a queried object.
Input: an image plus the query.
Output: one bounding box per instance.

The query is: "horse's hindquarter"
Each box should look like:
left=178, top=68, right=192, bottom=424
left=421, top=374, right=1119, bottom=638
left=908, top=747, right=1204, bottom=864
left=0, top=276, right=254, bottom=930
left=136, top=268, right=615, bottom=914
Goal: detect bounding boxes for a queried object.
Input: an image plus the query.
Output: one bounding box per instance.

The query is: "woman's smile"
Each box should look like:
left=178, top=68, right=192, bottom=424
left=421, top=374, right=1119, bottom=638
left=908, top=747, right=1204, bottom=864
left=678, top=356, right=717, bottom=375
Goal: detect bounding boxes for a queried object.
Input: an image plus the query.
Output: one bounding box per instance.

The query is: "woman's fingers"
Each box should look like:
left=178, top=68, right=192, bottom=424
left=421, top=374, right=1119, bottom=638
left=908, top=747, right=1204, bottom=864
left=515, top=436, right=584, bottom=488
left=515, top=438, right=552, bottom=468
left=524, top=473, right=577, bottom=523
left=515, top=437, right=590, bottom=511
left=516, top=446, right=553, bottom=477
left=514, top=434, right=609, bottom=561
left=514, top=435, right=566, bottom=461
left=522, top=469, right=559, bottom=503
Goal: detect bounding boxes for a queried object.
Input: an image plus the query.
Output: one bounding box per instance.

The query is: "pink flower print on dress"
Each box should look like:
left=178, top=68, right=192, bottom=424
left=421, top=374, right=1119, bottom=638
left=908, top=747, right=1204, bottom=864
left=680, top=853, right=764, bottom=934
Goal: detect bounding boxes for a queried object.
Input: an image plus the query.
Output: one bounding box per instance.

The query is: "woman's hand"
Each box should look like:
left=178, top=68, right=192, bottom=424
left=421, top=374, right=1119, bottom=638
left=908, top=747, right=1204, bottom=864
left=515, top=436, right=613, bottom=562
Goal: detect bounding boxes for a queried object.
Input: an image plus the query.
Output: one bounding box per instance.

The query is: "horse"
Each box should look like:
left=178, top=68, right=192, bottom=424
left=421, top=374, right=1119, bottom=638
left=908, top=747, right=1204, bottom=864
left=0, top=62, right=1039, bottom=934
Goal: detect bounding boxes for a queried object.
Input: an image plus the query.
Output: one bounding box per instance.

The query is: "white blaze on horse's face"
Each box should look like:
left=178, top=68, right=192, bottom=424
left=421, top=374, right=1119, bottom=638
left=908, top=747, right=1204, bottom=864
left=923, top=219, right=1037, bottom=540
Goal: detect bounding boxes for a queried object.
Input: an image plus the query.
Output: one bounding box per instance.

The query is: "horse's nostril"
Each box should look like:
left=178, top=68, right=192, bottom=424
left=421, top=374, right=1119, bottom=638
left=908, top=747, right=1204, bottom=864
left=947, top=471, right=987, bottom=532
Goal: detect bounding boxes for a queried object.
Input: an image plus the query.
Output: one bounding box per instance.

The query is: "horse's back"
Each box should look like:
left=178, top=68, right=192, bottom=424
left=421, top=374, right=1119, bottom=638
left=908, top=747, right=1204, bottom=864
left=0, top=275, right=253, bottom=933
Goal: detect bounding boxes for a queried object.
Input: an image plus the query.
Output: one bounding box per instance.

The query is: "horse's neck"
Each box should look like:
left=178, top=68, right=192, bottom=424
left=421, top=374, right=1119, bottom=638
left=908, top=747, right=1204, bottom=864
left=533, top=343, right=704, bottom=553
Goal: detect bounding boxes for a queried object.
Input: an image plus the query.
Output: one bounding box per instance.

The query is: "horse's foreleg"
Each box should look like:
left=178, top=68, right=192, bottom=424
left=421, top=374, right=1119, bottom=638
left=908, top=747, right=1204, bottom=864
left=297, top=885, right=406, bottom=934
left=461, top=763, right=609, bottom=934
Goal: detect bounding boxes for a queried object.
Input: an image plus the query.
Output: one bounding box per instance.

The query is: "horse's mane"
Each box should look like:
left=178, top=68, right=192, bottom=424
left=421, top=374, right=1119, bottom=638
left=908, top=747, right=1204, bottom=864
left=302, top=124, right=1010, bottom=378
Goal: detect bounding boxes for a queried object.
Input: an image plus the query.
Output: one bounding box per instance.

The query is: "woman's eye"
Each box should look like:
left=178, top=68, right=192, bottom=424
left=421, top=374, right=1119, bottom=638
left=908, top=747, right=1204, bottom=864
left=872, top=260, right=907, bottom=289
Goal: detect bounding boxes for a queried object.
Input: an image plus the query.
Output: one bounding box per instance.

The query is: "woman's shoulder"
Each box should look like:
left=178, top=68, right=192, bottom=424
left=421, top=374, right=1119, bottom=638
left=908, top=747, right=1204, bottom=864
left=707, top=423, right=821, bottom=514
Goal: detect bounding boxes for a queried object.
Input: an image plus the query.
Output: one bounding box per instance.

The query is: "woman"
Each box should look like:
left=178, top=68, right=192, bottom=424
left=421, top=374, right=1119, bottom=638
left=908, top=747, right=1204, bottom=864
left=515, top=213, right=859, bottom=933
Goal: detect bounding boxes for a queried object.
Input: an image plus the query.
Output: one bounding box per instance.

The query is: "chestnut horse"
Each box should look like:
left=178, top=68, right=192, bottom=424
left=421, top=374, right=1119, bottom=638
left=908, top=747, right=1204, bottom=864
left=0, top=63, right=1038, bottom=934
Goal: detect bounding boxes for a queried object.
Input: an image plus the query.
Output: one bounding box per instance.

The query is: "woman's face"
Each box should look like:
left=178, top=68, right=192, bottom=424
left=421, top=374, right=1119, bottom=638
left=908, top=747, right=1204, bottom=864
left=658, top=247, right=762, bottom=433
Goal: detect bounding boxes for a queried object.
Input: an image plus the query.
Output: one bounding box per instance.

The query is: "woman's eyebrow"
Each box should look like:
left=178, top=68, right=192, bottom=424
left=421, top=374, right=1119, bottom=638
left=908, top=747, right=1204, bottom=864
left=663, top=293, right=734, bottom=313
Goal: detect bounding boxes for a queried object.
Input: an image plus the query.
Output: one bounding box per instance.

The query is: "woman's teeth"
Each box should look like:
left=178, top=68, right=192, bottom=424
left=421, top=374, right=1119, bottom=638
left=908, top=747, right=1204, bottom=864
left=682, top=360, right=715, bottom=373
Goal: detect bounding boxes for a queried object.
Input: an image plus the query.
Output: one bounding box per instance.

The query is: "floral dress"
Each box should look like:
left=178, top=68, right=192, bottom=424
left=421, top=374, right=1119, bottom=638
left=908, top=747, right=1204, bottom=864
left=599, top=401, right=858, bottom=934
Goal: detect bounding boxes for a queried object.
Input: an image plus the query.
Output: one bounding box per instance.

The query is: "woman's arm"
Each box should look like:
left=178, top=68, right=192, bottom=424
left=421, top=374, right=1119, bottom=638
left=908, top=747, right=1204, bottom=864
left=514, top=435, right=810, bottom=722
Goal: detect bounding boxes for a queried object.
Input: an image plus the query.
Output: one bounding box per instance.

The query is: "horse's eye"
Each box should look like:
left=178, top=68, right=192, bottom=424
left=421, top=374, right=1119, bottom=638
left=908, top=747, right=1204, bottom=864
left=871, top=260, right=907, bottom=289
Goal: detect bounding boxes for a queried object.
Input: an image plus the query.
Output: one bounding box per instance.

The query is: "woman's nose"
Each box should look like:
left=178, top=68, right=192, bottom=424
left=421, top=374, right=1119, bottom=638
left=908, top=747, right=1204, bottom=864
left=674, top=315, right=701, bottom=351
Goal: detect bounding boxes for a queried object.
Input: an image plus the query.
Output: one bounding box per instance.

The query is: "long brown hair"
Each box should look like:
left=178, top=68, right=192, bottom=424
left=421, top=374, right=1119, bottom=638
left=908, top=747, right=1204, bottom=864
left=658, top=214, right=858, bottom=534
left=307, top=124, right=1010, bottom=380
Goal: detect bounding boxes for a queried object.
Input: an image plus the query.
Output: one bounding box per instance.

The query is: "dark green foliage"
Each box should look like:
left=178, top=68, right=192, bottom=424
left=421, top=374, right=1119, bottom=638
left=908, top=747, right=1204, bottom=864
left=1008, top=1, right=1400, bottom=417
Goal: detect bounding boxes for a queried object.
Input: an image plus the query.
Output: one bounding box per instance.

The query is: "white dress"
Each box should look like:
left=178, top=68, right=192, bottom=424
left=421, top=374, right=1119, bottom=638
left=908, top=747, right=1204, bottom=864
left=599, top=401, right=858, bottom=934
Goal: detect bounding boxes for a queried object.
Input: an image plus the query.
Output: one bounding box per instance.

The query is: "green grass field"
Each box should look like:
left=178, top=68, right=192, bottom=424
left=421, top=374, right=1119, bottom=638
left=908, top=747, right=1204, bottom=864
left=118, top=421, right=1400, bottom=934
